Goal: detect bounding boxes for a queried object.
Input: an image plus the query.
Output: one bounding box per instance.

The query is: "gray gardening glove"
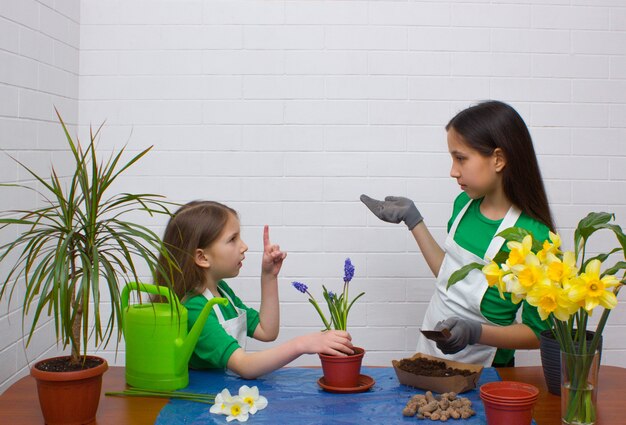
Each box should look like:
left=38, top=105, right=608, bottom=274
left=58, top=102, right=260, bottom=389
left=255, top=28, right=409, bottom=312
left=360, top=194, right=423, bottom=230
left=434, top=317, right=482, bottom=355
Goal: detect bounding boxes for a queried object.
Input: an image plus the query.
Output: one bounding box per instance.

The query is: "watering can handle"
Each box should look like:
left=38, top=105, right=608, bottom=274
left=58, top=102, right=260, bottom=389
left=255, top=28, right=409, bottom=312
left=121, top=282, right=180, bottom=312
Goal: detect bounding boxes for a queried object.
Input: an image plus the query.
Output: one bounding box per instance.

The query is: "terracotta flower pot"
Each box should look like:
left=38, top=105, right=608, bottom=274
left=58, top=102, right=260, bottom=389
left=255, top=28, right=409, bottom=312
left=30, top=356, right=108, bottom=425
left=319, top=347, right=364, bottom=388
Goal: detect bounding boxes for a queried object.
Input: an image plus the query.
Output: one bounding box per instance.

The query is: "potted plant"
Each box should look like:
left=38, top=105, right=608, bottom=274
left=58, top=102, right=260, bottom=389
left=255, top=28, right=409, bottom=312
left=448, top=212, right=625, bottom=425
left=0, top=110, right=175, bottom=424
left=291, top=258, right=366, bottom=389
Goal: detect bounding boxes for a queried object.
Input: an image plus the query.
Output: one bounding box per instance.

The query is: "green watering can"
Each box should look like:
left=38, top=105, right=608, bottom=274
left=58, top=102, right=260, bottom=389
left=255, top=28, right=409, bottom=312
left=121, top=282, right=227, bottom=390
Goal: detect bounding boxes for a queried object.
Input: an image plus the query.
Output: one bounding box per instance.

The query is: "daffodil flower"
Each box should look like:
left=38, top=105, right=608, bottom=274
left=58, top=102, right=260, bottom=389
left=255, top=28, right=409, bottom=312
left=506, top=234, right=533, bottom=268
left=507, top=253, right=547, bottom=303
left=546, top=251, right=577, bottom=284
left=568, top=259, right=619, bottom=313
left=527, top=282, right=578, bottom=321
left=449, top=214, right=626, bottom=425
left=537, top=231, right=562, bottom=262
left=210, top=389, right=235, bottom=415
left=483, top=261, right=508, bottom=299
left=225, top=397, right=250, bottom=423
left=516, top=253, right=545, bottom=288
left=210, top=386, right=268, bottom=422
left=238, top=385, right=268, bottom=415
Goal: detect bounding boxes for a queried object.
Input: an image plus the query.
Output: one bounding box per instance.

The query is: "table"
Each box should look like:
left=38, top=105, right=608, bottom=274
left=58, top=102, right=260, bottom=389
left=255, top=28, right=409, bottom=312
left=1, top=366, right=624, bottom=424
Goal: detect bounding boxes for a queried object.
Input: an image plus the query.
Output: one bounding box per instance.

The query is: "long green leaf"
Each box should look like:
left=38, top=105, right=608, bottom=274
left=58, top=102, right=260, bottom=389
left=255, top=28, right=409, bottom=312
left=0, top=111, right=177, bottom=363
left=602, top=261, right=626, bottom=277
left=447, top=262, right=484, bottom=289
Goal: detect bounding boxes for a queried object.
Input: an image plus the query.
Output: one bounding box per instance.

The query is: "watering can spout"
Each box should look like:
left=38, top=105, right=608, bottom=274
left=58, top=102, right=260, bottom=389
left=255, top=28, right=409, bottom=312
left=178, top=297, right=228, bottom=367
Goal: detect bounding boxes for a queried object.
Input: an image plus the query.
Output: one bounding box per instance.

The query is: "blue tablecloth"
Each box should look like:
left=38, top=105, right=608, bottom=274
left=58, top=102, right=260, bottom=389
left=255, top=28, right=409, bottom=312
left=155, top=366, right=528, bottom=424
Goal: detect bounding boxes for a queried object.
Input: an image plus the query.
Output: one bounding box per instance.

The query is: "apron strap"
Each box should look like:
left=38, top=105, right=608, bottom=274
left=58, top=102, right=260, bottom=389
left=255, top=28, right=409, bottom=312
left=449, top=198, right=522, bottom=261
left=484, top=205, right=522, bottom=261
left=448, top=200, right=473, bottom=238
left=202, top=287, right=237, bottom=324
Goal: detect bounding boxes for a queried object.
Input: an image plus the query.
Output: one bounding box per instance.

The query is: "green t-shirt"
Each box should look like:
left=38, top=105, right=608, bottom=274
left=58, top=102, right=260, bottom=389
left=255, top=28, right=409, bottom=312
left=184, top=280, right=260, bottom=369
left=448, top=192, right=551, bottom=366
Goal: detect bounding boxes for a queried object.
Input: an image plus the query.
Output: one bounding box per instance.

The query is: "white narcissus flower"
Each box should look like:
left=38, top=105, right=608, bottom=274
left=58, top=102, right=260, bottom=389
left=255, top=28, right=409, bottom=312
left=225, top=397, right=250, bottom=423
left=238, top=385, right=268, bottom=414
left=210, top=389, right=235, bottom=415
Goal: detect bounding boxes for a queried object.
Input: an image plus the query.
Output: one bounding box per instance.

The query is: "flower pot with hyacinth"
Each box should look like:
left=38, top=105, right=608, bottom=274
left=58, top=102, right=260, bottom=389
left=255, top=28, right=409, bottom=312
left=448, top=212, right=625, bottom=425
left=292, top=258, right=366, bottom=389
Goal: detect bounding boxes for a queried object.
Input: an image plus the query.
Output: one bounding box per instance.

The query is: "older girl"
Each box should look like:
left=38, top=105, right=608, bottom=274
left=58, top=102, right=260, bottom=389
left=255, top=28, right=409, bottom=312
left=362, top=100, right=553, bottom=367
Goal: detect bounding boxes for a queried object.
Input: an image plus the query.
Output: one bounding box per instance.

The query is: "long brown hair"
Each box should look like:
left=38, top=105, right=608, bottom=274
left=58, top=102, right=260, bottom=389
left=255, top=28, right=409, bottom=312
left=156, top=200, right=238, bottom=300
left=446, top=100, right=555, bottom=232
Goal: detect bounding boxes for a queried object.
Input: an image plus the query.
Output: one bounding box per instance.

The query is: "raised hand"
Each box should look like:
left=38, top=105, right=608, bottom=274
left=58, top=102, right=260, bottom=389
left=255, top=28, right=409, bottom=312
left=434, top=317, right=482, bottom=355
left=360, top=194, right=423, bottom=230
left=261, top=225, right=287, bottom=277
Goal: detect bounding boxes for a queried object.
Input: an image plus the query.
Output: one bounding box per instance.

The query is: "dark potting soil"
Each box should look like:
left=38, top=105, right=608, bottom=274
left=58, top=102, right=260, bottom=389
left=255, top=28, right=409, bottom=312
left=35, top=356, right=104, bottom=372
left=397, top=357, right=473, bottom=377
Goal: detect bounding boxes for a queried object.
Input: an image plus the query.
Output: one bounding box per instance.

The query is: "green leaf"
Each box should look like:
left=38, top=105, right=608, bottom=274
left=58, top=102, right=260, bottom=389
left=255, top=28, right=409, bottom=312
left=491, top=250, right=510, bottom=265
left=496, top=226, right=532, bottom=242
left=582, top=248, right=623, bottom=271
left=602, top=261, right=626, bottom=278
left=447, top=262, right=484, bottom=290
left=346, top=292, right=365, bottom=316
left=574, top=212, right=614, bottom=255
left=0, top=110, right=177, bottom=364
left=496, top=227, right=543, bottom=252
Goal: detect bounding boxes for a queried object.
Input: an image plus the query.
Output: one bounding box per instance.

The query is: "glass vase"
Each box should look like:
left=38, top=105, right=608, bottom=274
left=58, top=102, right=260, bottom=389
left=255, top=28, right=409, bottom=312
left=560, top=350, right=600, bottom=425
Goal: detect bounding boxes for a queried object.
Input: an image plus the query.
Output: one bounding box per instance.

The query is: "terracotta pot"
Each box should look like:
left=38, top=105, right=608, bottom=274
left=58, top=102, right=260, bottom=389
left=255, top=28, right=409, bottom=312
left=319, top=347, right=364, bottom=388
left=30, top=356, right=108, bottom=425
left=480, top=381, right=539, bottom=425
left=539, top=329, right=602, bottom=396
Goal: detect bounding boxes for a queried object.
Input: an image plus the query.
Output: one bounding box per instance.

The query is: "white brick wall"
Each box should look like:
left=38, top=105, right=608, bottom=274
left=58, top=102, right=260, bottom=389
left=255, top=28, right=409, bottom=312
left=2, top=0, right=626, bottom=393
left=76, top=0, right=626, bottom=371
left=0, top=0, right=80, bottom=393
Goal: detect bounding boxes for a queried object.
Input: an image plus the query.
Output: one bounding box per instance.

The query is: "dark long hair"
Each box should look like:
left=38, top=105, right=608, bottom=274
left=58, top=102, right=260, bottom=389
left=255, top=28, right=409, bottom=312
left=155, top=201, right=238, bottom=300
left=446, top=100, right=555, bottom=232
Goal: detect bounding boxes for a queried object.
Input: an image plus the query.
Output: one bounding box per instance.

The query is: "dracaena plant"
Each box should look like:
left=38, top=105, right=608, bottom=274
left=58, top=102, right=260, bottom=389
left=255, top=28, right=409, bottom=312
left=291, top=258, right=364, bottom=331
left=0, top=109, right=176, bottom=366
left=448, top=212, right=625, bottom=424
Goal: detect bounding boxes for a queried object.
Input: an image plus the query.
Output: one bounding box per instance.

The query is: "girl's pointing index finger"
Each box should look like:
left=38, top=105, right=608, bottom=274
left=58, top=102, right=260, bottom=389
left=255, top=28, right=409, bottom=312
left=263, top=224, right=270, bottom=249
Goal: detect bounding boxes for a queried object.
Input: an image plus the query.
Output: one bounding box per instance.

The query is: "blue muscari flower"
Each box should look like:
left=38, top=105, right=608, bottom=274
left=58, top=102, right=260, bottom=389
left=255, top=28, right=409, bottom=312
left=292, top=281, right=308, bottom=294
left=328, top=291, right=336, bottom=300
left=343, top=258, right=355, bottom=283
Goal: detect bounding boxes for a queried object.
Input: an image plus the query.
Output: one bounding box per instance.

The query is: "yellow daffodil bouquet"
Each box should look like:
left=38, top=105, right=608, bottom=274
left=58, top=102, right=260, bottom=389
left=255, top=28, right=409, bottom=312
left=448, top=212, right=625, bottom=424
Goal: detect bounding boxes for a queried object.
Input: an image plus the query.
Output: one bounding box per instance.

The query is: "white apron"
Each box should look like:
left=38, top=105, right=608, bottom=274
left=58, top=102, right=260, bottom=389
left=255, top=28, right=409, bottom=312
left=415, top=199, right=521, bottom=366
left=202, top=288, right=248, bottom=350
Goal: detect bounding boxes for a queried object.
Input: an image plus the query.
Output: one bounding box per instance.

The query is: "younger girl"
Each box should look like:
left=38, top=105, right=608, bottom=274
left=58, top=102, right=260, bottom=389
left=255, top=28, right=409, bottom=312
left=361, top=100, right=553, bottom=367
left=157, top=200, right=354, bottom=378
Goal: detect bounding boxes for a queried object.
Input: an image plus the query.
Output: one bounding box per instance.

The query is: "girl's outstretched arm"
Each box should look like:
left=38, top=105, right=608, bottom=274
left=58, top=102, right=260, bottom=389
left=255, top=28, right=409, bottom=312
left=360, top=194, right=445, bottom=277
left=226, top=330, right=354, bottom=379
left=410, top=222, right=445, bottom=277
left=254, top=225, right=286, bottom=342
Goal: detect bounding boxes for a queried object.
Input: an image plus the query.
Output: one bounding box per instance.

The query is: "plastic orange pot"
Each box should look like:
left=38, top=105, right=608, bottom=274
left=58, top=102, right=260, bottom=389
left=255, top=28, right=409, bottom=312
left=480, top=381, right=538, bottom=425
left=480, top=381, right=538, bottom=400
left=319, top=347, right=364, bottom=388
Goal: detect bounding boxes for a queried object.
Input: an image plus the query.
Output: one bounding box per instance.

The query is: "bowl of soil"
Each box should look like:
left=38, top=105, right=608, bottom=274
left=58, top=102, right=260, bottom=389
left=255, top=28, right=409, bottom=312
left=392, top=352, right=483, bottom=394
